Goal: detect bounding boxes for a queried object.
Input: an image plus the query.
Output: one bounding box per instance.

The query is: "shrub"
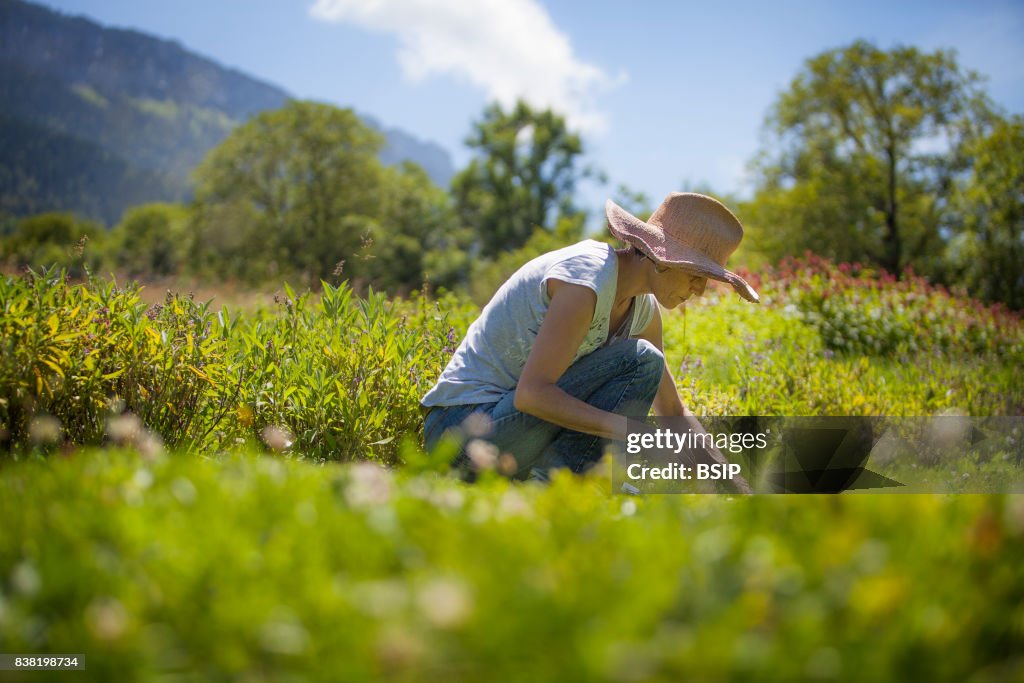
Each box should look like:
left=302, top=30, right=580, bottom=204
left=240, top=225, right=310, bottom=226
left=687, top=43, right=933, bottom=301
left=231, top=281, right=467, bottom=463
left=767, top=253, right=1024, bottom=361
left=0, top=267, right=238, bottom=452
left=0, top=212, right=106, bottom=277
left=0, top=270, right=474, bottom=464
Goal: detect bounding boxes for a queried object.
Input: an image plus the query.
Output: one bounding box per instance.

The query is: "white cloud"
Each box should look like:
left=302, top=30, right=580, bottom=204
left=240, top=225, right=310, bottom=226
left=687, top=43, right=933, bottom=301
left=308, top=0, right=623, bottom=133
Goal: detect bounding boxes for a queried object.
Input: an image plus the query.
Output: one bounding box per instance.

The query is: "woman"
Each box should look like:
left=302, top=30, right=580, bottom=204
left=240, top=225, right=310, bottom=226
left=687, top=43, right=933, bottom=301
left=422, top=192, right=759, bottom=482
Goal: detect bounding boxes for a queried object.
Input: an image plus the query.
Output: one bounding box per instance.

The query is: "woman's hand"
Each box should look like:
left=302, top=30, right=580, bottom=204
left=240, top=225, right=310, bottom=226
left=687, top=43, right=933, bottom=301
left=634, top=308, right=754, bottom=494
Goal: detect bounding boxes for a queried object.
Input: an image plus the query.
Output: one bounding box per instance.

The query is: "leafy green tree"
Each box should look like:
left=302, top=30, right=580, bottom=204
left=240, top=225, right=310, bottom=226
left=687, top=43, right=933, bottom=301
left=190, top=101, right=384, bottom=285
left=109, top=203, right=191, bottom=277
left=0, top=212, right=104, bottom=276
left=189, top=101, right=457, bottom=290
left=452, top=100, right=587, bottom=258
left=946, top=116, right=1024, bottom=309
left=745, top=41, right=994, bottom=275
left=362, top=162, right=468, bottom=292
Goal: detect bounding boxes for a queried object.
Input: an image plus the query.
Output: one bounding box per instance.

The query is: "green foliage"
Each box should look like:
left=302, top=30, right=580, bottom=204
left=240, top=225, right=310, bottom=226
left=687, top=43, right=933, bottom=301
left=0, top=267, right=239, bottom=451
left=663, top=260, right=1022, bottom=417
left=190, top=101, right=460, bottom=291
left=108, top=203, right=192, bottom=277
left=365, top=162, right=469, bottom=292
left=2, top=449, right=1022, bottom=681
left=1, top=259, right=1022, bottom=681
left=3, top=250, right=1022, bottom=461
left=946, top=115, right=1024, bottom=310
left=231, top=281, right=466, bottom=463
left=771, top=254, right=1023, bottom=360
left=452, top=100, right=588, bottom=258
left=744, top=40, right=995, bottom=278
left=468, top=215, right=586, bottom=306
left=190, top=101, right=384, bottom=285
left=0, top=269, right=476, bottom=463
left=0, top=211, right=105, bottom=277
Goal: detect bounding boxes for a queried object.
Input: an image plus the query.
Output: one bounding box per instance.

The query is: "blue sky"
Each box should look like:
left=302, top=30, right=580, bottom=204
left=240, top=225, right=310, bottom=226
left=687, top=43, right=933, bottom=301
left=38, top=0, right=1024, bottom=223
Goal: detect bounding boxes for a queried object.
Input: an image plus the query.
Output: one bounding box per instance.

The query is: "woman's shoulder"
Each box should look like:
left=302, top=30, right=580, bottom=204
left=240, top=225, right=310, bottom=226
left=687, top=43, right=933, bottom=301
left=569, top=238, right=614, bottom=258
left=543, top=239, right=614, bottom=269
left=491, top=241, right=614, bottom=303
left=540, top=240, right=614, bottom=280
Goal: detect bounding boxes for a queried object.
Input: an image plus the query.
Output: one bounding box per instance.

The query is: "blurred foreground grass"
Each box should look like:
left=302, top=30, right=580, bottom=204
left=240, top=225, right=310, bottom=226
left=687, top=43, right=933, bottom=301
left=2, top=448, right=1023, bottom=682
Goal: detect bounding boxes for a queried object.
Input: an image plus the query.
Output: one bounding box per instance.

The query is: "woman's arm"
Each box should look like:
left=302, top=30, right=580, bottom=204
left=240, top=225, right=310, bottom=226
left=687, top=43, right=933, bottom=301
left=632, top=307, right=689, bottom=417
left=513, top=280, right=629, bottom=440
left=634, top=307, right=754, bottom=494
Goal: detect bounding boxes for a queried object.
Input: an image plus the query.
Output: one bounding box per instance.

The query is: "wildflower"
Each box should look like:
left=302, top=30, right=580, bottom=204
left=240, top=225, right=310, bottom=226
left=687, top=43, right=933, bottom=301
left=461, top=412, right=492, bottom=439
left=259, top=615, right=309, bottom=655
left=497, top=453, right=519, bottom=477
left=465, top=439, right=498, bottom=471
left=11, top=561, right=40, bottom=596
left=344, top=463, right=393, bottom=507
left=28, top=415, right=62, bottom=445
left=375, top=624, right=426, bottom=671
left=417, top=577, right=472, bottom=629
left=86, top=598, right=127, bottom=641
left=260, top=425, right=294, bottom=452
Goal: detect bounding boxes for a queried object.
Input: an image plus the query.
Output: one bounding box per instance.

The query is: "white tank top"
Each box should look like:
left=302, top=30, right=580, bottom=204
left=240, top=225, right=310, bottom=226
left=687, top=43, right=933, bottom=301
left=421, top=240, right=656, bottom=407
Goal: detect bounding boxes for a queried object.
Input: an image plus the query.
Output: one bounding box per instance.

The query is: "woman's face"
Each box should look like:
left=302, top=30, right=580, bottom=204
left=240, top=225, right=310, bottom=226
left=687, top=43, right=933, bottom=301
left=652, top=267, right=707, bottom=309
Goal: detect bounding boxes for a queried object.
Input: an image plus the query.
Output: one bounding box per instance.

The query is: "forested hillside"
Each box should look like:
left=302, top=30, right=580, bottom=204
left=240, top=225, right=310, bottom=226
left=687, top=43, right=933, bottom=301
left=0, top=0, right=454, bottom=224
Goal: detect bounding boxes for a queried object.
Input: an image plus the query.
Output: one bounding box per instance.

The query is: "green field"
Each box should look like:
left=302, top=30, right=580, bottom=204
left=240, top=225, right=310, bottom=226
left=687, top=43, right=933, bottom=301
left=1, top=262, right=1022, bottom=681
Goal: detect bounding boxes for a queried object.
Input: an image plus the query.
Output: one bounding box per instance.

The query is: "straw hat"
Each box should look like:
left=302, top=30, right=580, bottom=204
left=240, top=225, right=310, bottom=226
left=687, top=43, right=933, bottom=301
left=605, top=192, right=759, bottom=303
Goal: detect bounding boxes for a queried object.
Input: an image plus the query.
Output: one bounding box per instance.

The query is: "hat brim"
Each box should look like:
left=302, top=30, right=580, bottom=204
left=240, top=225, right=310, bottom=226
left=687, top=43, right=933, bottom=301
left=605, top=199, right=760, bottom=303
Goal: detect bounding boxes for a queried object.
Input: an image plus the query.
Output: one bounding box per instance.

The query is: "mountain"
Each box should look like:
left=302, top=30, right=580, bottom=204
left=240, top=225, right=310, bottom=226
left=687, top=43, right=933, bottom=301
left=0, top=0, right=455, bottom=225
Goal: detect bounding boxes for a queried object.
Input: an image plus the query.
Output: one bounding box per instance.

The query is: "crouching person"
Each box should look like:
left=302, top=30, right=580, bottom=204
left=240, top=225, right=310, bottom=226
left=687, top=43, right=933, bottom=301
left=421, top=193, right=759, bottom=484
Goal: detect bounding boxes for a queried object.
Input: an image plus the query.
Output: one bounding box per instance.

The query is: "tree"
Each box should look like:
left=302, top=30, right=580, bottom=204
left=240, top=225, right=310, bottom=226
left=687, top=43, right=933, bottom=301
left=189, top=101, right=457, bottom=290
left=190, top=101, right=385, bottom=285
left=745, top=41, right=994, bottom=275
left=946, top=116, right=1024, bottom=309
left=0, top=212, right=104, bottom=276
left=110, top=203, right=190, bottom=277
left=452, top=100, right=587, bottom=258
left=364, top=162, right=468, bottom=292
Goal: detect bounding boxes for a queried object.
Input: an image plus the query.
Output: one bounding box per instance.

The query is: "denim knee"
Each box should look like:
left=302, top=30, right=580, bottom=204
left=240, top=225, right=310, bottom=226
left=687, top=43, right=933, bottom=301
left=423, top=403, right=479, bottom=452
left=633, top=339, right=665, bottom=394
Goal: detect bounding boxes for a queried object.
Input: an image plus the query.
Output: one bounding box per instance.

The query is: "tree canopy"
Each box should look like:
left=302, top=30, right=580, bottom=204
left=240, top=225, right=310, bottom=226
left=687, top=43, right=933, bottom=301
left=452, top=100, right=587, bottom=258
left=744, top=40, right=995, bottom=276
left=109, top=203, right=191, bottom=277
left=189, top=101, right=457, bottom=289
left=946, top=116, right=1024, bottom=309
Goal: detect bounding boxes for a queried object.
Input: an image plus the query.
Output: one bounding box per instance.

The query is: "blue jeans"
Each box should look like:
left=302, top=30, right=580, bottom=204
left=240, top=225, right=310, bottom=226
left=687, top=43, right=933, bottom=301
left=423, top=338, right=664, bottom=479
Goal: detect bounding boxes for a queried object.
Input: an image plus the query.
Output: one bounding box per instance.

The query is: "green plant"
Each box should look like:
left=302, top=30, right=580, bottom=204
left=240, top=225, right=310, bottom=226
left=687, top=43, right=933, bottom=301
left=0, top=267, right=239, bottom=453
left=1, top=447, right=1021, bottom=681
left=232, top=281, right=463, bottom=463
